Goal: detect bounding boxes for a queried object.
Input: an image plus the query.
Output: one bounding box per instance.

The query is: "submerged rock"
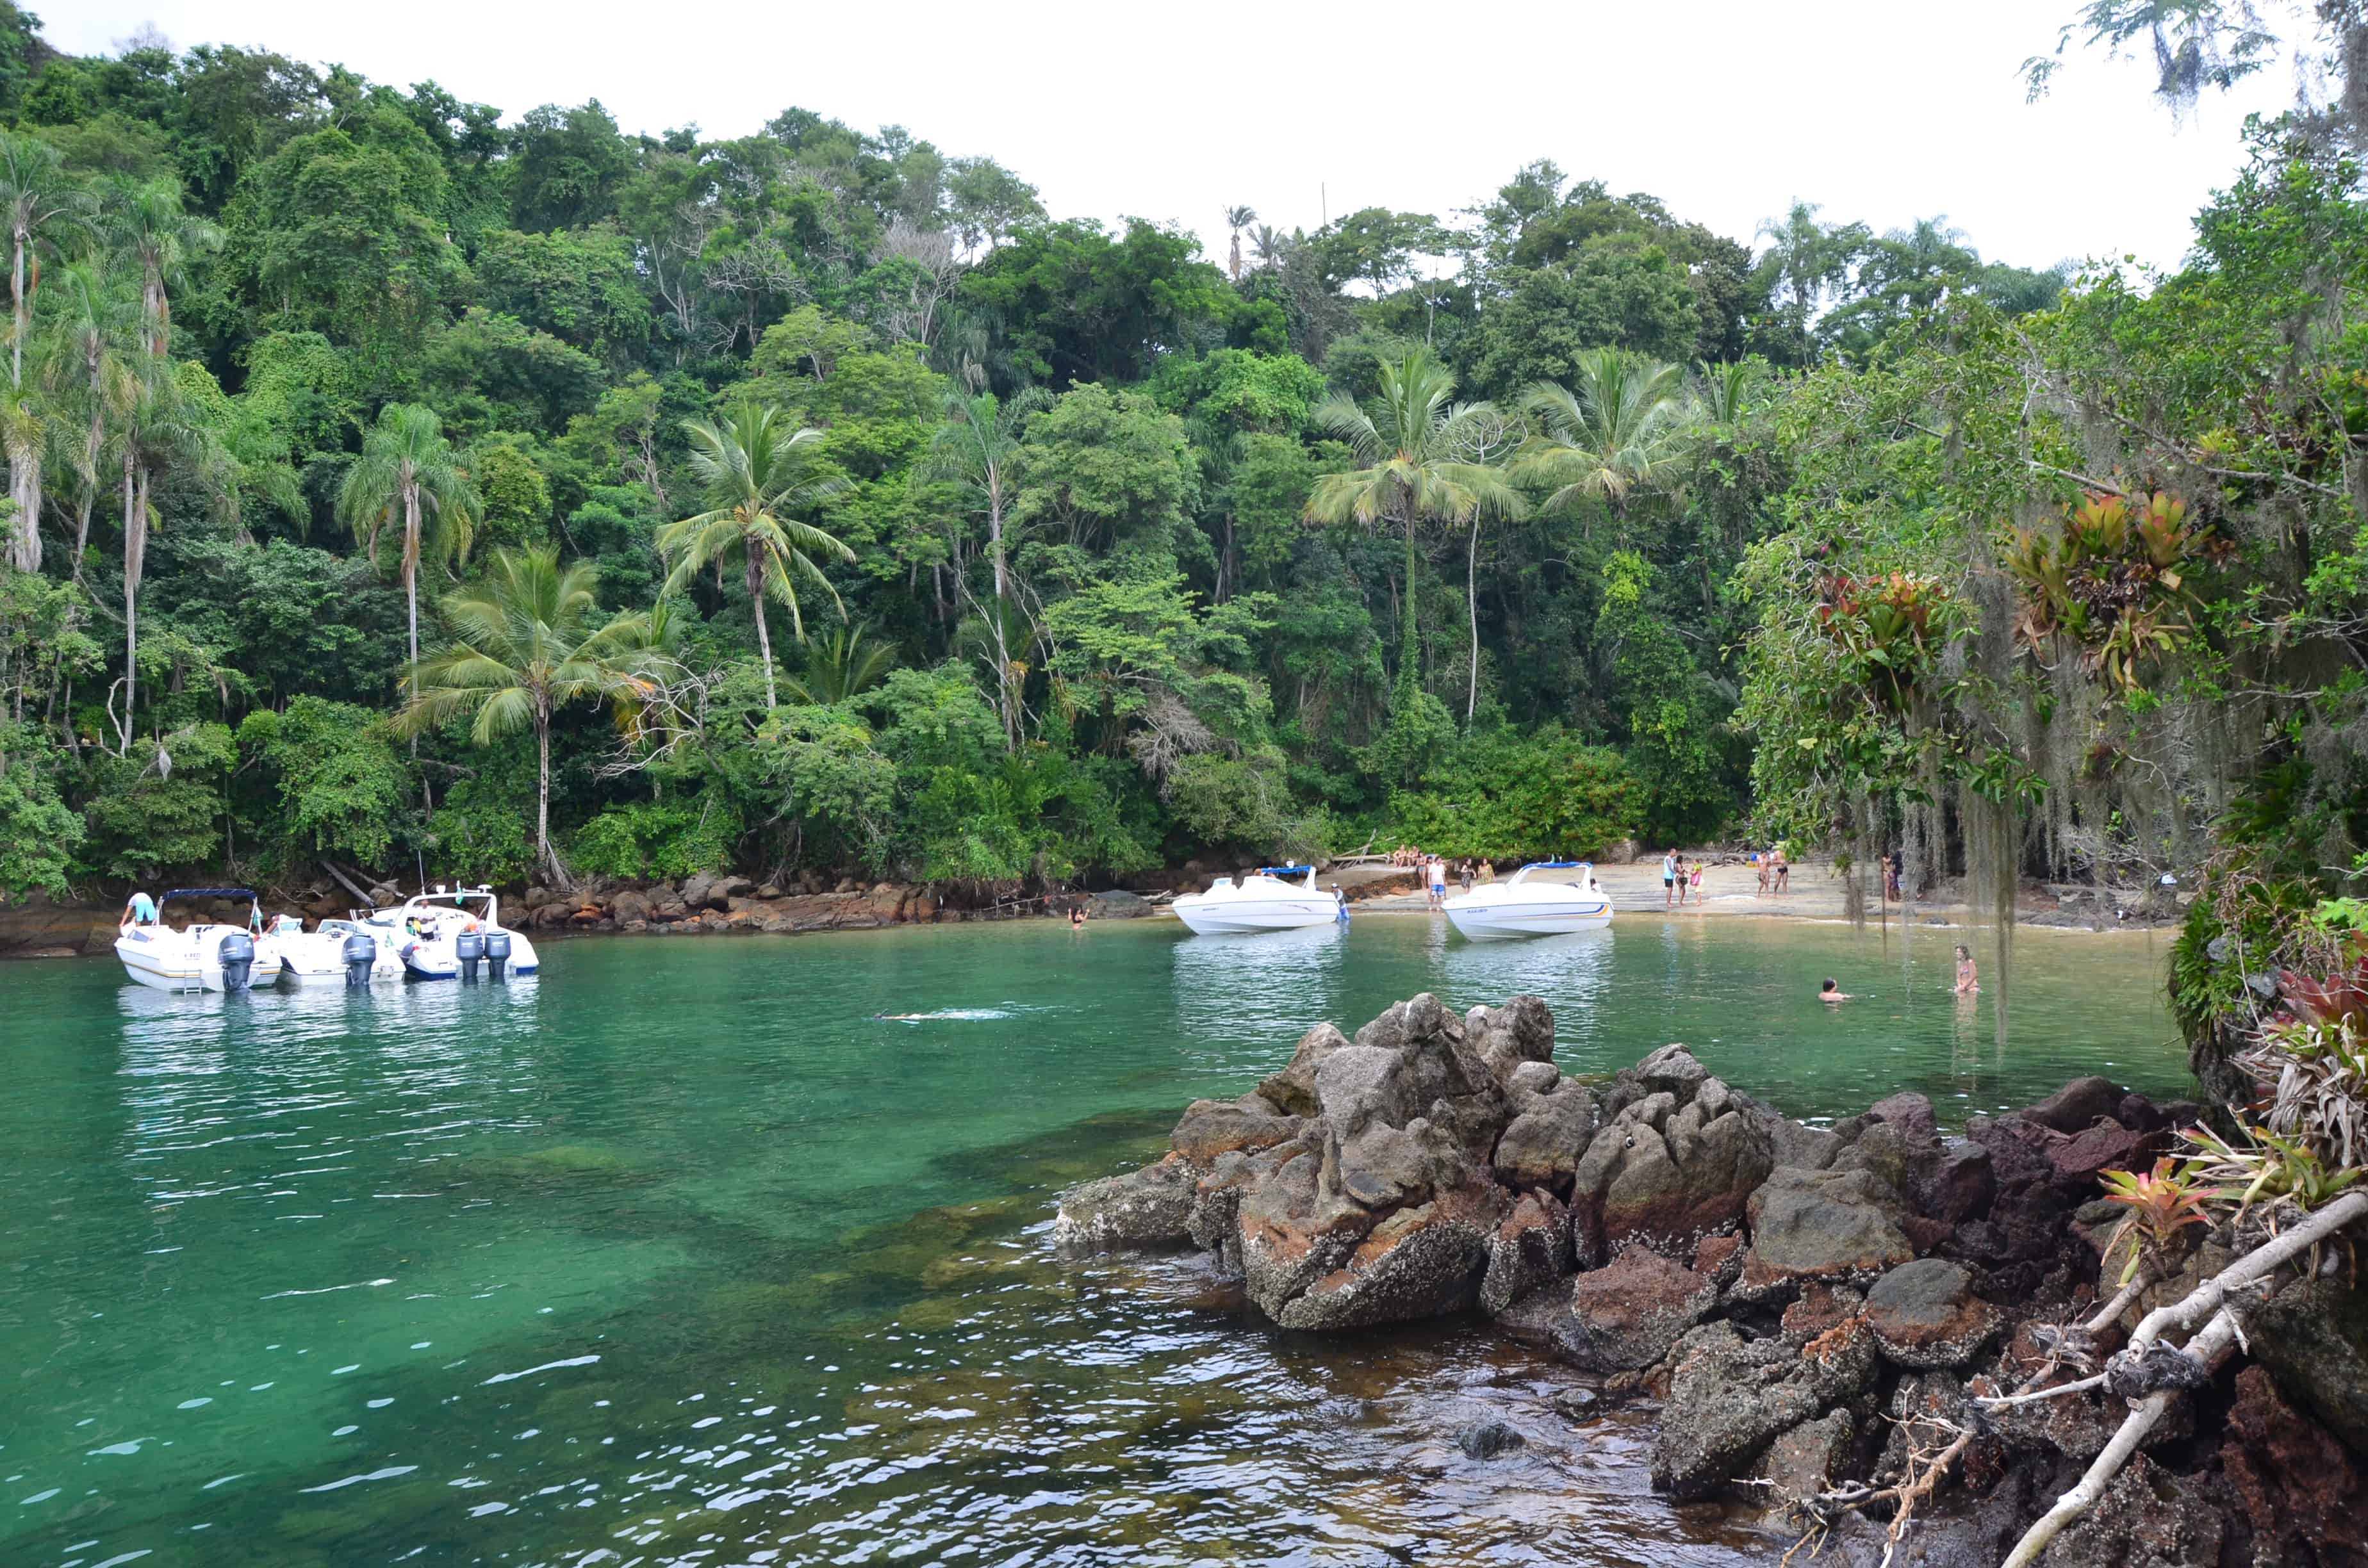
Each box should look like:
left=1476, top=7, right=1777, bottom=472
left=1455, top=1418, right=1527, bottom=1460
left=1055, top=1154, right=1197, bottom=1252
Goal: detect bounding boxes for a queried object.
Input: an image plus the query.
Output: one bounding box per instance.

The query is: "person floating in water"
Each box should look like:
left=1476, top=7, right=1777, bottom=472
left=1819, top=977, right=1854, bottom=1003
left=876, top=1012, right=928, bottom=1021
left=1955, top=944, right=1980, bottom=995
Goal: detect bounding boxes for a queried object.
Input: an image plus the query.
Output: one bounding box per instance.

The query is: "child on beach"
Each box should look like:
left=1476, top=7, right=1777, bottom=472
left=1690, top=859, right=1704, bottom=902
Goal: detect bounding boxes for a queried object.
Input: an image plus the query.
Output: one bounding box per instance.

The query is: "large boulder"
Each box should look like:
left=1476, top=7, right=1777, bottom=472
left=1055, top=1154, right=1197, bottom=1251
left=1861, top=1258, right=2003, bottom=1369
left=1238, top=1150, right=1375, bottom=1313
left=1572, top=1091, right=1773, bottom=1263
left=2023, top=1075, right=2124, bottom=1133
left=1651, top=1321, right=1829, bottom=1499
left=1462, top=995, right=1556, bottom=1085
left=1480, top=1189, right=1572, bottom=1316
left=2249, top=1275, right=2368, bottom=1456
left=1492, top=1082, right=1597, bottom=1193
left=1553, top=1245, right=1719, bottom=1373
left=1734, top=1166, right=1916, bottom=1300
left=1256, top=1022, right=1352, bottom=1117
left=1270, top=1182, right=1508, bottom=1331
left=2221, top=1364, right=2368, bottom=1564
left=1088, top=888, right=1151, bottom=919
left=1169, top=1095, right=1302, bottom=1166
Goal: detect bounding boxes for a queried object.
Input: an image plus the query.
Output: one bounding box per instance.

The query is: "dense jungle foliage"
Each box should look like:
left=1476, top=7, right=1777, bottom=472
left=0, top=1, right=2360, bottom=915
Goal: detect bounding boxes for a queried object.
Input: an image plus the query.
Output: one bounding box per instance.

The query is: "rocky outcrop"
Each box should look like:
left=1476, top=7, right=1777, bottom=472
left=1053, top=992, right=2331, bottom=1563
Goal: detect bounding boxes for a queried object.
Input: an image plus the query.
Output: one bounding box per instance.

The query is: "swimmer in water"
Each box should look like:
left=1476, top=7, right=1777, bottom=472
left=1819, top=977, right=1854, bottom=1003
left=875, top=1012, right=928, bottom=1021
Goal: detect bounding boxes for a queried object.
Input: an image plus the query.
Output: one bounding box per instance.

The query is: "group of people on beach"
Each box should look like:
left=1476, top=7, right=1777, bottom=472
left=1661, top=850, right=1707, bottom=907
left=1397, top=853, right=1479, bottom=910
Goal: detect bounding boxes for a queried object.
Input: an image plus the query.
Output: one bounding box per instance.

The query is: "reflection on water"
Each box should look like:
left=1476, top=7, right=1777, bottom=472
left=1172, top=920, right=1345, bottom=1049
left=2, top=917, right=2183, bottom=1567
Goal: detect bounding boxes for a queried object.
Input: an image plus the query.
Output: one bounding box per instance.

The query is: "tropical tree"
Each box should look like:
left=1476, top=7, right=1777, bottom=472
left=339, top=403, right=481, bottom=704
left=782, top=622, right=898, bottom=705
left=0, top=382, right=43, bottom=572
left=42, top=260, right=143, bottom=579
left=395, top=546, right=649, bottom=887
left=115, top=373, right=235, bottom=753
left=658, top=403, right=852, bottom=710
left=1224, top=204, right=1258, bottom=281
left=0, top=133, right=91, bottom=389
left=1516, top=349, right=1692, bottom=537
left=1304, top=348, right=1524, bottom=692
left=104, top=179, right=223, bottom=358
left=919, top=386, right=1044, bottom=747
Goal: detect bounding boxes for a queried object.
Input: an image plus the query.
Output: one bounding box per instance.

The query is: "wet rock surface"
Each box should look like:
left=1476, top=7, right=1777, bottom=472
left=1055, top=990, right=2345, bottom=1565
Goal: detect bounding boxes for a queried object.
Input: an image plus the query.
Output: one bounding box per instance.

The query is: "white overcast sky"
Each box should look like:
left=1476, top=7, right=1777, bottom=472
left=56, top=0, right=2302, bottom=276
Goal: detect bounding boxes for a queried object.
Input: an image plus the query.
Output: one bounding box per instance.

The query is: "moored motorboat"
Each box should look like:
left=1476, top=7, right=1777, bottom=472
left=359, top=886, right=539, bottom=979
left=114, top=888, right=288, bottom=992
left=1171, top=865, right=1345, bottom=936
left=1442, top=862, right=1615, bottom=938
left=272, top=915, right=406, bottom=986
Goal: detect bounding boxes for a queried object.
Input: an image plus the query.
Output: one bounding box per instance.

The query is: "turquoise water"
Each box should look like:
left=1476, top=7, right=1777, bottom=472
left=1, top=914, right=2184, bottom=1566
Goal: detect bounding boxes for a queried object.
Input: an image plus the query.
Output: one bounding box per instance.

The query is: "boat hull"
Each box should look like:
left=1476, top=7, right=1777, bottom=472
left=1172, top=898, right=1340, bottom=936
left=1443, top=899, right=1615, bottom=939
left=115, top=931, right=288, bottom=991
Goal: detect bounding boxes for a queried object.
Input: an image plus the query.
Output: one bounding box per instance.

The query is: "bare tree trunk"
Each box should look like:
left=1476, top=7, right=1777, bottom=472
left=6, top=446, right=37, bottom=573
left=10, top=231, right=24, bottom=391
left=987, top=484, right=1016, bottom=751
left=750, top=552, right=778, bottom=709
left=120, top=457, right=144, bottom=756
left=1466, top=516, right=1480, bottom=724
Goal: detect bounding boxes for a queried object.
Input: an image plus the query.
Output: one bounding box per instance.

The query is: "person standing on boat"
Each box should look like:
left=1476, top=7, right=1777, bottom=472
left=121, top=891, right=158, bottom=927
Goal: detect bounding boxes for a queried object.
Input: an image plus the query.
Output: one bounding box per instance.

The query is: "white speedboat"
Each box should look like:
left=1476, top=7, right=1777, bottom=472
left=271, top=915, right=406, bottom=986
left=1443, top=862, right=1615, bottom=938
left=114, top=888, right=287, bottom=992
left=1171, top=865, right=1345, bottom=936
left=359, top=886, right=539, bottom=980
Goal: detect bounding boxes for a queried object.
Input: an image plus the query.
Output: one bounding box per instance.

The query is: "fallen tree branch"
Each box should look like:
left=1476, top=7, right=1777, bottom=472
left=1976, top=1371, right=2108, bottom=1408
left=2000, top=1189, right=2368, bottom=1567
left=2000, top=1308, right=2241, bottom=1568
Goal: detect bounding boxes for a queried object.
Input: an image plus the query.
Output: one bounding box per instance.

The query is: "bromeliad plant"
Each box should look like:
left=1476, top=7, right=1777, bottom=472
left=1812, top=569, right=1953, bottom=714
left=2005, top=491, right=2227, bottom=693
left=2096, top=1157, right=2214, bottom=1285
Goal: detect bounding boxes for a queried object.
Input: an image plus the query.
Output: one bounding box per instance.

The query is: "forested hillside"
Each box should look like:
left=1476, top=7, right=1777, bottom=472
left=0, top=1, right=2360, bottom=915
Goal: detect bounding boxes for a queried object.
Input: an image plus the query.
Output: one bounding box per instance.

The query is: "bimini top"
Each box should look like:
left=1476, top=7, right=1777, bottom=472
left=1256, top=865, right=1317, bottom=878
left=1509, top=862, right=1593, bottom=883
left=159, top=887, right=259, bottom=903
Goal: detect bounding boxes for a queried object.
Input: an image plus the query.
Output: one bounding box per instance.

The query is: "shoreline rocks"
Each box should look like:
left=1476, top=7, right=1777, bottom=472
left=1057, top=988, right=2367, bottom=1566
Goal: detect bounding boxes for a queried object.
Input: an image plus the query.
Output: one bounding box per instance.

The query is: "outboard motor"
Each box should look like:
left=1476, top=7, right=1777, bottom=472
left=456, top=929, right=485, bottom=984
left=217, top=930, right=256, bottom=993
left=342, top=931, right=377, bottom=988
left=484, top=929, right=512, bottom=982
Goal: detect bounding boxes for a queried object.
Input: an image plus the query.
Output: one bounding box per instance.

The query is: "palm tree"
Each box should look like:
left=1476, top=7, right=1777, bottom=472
left=0, top=382, right=44, bottom=571
left=1515, top=350, right=1691, bottom=536
left=782, top=621, right=898, bottom=705
left=340, top=404, right=481, bottom=706
left=115, top=371, right=234, bottom=753
left=395, top=546, right=649, bottom=888
left=1224, top=204, right=1258, bottom=282
left=1304, top=348, right=1524, bottom=694
left=104, top=179, right=222, bottom=359
left=658, top=404, right=852, bottom=710
left=920, top=387, right=1044, bottom=746
left=43, top=261, right=142, bottom=579
left=0, top=133, right=93, bottom=390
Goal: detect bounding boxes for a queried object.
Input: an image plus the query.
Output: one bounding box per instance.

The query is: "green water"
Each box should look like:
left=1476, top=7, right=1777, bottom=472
left=1, top=914, right=2185, bottom=1566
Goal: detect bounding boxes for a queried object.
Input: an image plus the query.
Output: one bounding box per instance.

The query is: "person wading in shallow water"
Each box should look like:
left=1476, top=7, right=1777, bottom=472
left=1820, top=977, right=1854, bottom=1003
